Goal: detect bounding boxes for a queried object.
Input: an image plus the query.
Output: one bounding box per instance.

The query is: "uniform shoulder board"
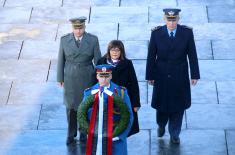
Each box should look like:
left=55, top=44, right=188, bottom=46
left=182, top=25, right=193, bottom=30
left=61, top=33, right=70, bottom=38
left=119, top=86, right=126, bottom=90
left=151, top=26, right=162, bottom=31
left=84, top=87, right=91, bottom=92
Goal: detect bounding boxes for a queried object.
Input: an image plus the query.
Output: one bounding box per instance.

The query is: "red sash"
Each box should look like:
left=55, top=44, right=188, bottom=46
left=86, top=92, right=113, bottom=155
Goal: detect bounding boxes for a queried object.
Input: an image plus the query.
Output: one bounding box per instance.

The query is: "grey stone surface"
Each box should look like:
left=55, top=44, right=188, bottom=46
left=149, top=6, right=208, bottom=23
left=192, top=23, right=235, bottom=40
left=0, top=60, right=50, bottom=82
left=90, top=7, right=148, bottom=23
left=213, top=40, right=235, bottom=60
left=119, top=23, right=235, bottom=41
left=57, top=23, right=118, bottom=41
left=0, top=41, right=22, bottom=59
left=151, top=129, right=227, bottom=155
left=5, top=0, right=62, bottom=7
left=138, top=104, right=156, bottom=129
left=132, top=60, right=146, bottom=81
left=0, top=0, right=4, bottom=6
left=120, top=0, right=177, bottom=6
left=177, top=0, right=235, bottom=6
left=199, top=60, right=235, bottom=81
left=0, top=7, right=31, bottom=24
left=30, top=7, right=89, bottom=24
left=63, top=0, right=119, bottom=7
left=38, top=104, right=66, bottom=129
left=139, top=81, right=147, bottom=105
left=187, top=104, right=235, bottom=129
left=195, top=40, right=212, bottom=60
left=8, top=82, right=63, bottom=105
left=0, top=82, right=11, bottom=105
left=0, top=24, right=57, bottom=42
left=191, top=81, right=217, bottom=104
left=91, top=0, right=119, bottom=6
left=48, top=69, right=56, bottom=82
left=99, top=40, right=110, bottom=55
left=127, top=130, right=149, bottom=155
left=49, top=59, right=57, bottom=70
left=208, top=5, right=235, bottom=22
left=0, top=104, right=41, bottom=130
left=20, top=40, right=59, bottom=59
left=47, top=59, right=57, bottom=82
left=147, top=84, right=153, bottom=105
left=123, top=40, right=148, bottom=60
left=63, top=0, right=93, bottom=7
left=217, top=81, right=235, bottom=104
left=118, top=23, right=153, bottom=41
left=227, top=130, right=235, bottom=155
left=0, top=130, right=87, bottom=155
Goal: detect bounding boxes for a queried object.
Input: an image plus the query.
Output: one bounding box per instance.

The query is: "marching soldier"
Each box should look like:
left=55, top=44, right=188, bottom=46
left=146, top=8, right=200, bottom=144
left=78, top=64, right=133, bottom=155
left=57, top=16, right=101, bottom=145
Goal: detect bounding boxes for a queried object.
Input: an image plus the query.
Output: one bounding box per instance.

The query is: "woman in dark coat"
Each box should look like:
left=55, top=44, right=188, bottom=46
left=97, top=40, right=141, bottom=137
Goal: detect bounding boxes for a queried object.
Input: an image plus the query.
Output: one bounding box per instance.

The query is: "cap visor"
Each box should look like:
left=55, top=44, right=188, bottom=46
left=97, top=73, right=111, bottom=77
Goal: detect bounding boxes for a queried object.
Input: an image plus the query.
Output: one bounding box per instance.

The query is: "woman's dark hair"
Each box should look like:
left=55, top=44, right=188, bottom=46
left=105, top=40, right=126, bottom=60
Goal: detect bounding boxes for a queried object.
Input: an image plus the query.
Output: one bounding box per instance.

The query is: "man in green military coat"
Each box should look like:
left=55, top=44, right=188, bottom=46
left=57, top=16, right=101, bottom=145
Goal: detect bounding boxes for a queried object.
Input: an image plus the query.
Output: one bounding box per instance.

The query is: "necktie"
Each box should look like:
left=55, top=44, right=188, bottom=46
left=170, top=32, right=174, bottom=38
left=77, top=39, right=80, bottom=47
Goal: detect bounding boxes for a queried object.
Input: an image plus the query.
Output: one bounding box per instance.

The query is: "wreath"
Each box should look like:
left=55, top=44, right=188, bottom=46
left=77, top=94, right=130, bottom=137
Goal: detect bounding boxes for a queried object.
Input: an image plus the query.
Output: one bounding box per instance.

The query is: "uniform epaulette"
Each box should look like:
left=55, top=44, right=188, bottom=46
left=61, top=33, right=70, bottom=38
left=182, top=25, right=193, bottom=30
left=119, top=86, right=126, bottom=90
left=84, top=87, right=91, bottom=92
left=151, top=26, right=162, bottom=32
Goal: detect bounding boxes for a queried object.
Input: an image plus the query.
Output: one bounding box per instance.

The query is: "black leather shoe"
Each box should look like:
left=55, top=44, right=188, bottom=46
left=170, top=137, right=180, bottom=144
left=66, top=137, right=76, bottom=145
left=79, top=133, right=87, bottom=142
left=157, top=127, right=165, bottom=137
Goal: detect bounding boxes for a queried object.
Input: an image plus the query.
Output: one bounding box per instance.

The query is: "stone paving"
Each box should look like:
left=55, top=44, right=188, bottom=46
left=0, top=0, right=235, bottom=155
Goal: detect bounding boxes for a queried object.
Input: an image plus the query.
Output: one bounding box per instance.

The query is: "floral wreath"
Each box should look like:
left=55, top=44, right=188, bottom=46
left=77, top=94, right=130, bottom=137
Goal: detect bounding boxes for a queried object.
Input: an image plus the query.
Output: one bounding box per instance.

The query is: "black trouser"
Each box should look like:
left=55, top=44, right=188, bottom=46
left=156, top=110, right=184, bottom=138
left=66, top=108, right=77, bottom=139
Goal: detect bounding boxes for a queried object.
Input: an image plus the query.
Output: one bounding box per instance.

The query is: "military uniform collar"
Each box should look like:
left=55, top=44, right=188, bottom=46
left=167, top=26, right=177, bottom=37
left=74, top=34, right=83, bottom=41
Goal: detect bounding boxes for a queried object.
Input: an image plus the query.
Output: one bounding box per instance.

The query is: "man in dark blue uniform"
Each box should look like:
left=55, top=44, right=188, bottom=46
left=146, top=8, right=200, bottom=144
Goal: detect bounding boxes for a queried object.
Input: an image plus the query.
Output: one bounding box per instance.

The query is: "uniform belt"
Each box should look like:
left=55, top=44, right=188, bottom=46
left=65, top=61, right=93, bottom=66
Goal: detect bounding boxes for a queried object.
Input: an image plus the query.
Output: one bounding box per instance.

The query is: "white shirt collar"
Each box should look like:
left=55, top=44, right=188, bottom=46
left=74, top=34, right=83, bottom=41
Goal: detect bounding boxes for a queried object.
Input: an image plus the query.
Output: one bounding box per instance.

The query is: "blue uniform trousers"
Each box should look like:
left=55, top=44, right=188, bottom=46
left=156, top=110, right=184, bottom=138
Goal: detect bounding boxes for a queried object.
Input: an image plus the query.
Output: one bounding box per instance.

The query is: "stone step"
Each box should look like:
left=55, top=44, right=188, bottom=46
left=4, top=0, right=62, bottom=7
left=0, top=7, right=31, bottom=24
left=0, top=60, right=50, bottom=82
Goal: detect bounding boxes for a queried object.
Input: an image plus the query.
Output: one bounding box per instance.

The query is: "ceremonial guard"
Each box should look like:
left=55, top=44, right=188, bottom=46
left=77, top=64, right=133, bottom=155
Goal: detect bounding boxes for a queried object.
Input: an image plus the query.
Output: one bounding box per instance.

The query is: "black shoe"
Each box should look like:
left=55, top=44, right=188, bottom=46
left=157, top=127, right=165, bottom=137
left=79, top=133, right=87, bottom=142
left=170, top=137, right=180, bottom=144
left=66, top=137, right=76, bottom=145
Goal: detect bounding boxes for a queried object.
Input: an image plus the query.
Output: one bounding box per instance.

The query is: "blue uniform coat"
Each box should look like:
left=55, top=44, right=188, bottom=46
left=146, top=25, right=200, bottom=113
left=83, top=82, right=134, bottom=155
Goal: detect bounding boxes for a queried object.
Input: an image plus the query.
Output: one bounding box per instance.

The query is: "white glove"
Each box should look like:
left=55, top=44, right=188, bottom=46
left=112, top=137, right=119, bottom=141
